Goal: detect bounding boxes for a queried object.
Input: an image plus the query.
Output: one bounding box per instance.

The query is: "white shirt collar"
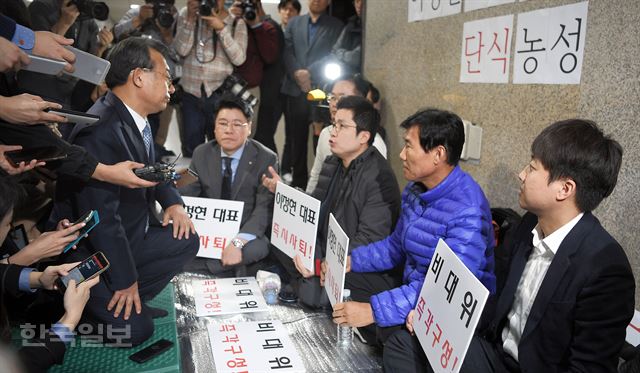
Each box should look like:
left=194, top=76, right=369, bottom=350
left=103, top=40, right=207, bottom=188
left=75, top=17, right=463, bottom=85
left=531, top=212, right=584, bottom=255
left=122, top=103, right=148, bottom=136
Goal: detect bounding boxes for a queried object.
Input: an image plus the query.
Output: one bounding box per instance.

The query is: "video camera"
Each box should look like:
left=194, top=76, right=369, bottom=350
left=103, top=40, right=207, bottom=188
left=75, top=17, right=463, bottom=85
left=152, top=1, right=175, bottom=28
left=71, top=0, right=109, bottom=21
left=220, top=74, right=258, bottom=109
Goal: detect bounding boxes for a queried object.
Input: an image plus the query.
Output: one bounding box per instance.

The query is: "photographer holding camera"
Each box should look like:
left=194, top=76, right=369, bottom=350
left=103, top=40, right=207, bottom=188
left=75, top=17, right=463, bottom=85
left=115, top=0, right=182, bottom=159
left=173, top=0, right=248, bottom=157
left=231, top=0, right=279, bottom=133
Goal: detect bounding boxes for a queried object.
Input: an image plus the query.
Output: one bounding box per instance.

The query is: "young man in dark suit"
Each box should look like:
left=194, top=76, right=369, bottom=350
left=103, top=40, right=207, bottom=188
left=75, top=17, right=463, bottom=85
left=181, top=96, right=278, bottom=276
left=52, top=37, right=199, bottom=346
left=384, top=119, right=635, bottom=373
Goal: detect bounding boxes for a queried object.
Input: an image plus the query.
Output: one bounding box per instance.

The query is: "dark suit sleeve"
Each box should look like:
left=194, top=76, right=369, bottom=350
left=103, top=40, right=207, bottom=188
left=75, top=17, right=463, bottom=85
left=73, top=127, right=138, bottom=290
left=28, top=1, right=55, bottom=31
left=0, top=13, right=17, bottom=39
left=282, top=19, right=302, bottom=79
left=18, top=331, right=67, bottom=372
left=565, top=244, right=635, bottom=372
left=155, top=182, right=183, bottom=210
left=239, top=150, right=278, bottom=238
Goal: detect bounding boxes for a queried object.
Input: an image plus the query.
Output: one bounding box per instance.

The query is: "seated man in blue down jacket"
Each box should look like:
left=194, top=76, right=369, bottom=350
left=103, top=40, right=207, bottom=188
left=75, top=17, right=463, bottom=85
left=327, top=108, right=495, bottom=344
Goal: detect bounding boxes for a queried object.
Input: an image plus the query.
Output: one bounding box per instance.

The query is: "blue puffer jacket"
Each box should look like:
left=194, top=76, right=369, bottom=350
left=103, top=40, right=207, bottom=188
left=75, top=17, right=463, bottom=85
left=350, top=166, right=495, bottom=327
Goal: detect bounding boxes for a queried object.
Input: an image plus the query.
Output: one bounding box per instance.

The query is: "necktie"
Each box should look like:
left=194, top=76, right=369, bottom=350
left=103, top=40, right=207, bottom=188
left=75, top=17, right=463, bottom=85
left=142, top=121, right=153, bottom=158
left=221, top=157, right=233, bottom=200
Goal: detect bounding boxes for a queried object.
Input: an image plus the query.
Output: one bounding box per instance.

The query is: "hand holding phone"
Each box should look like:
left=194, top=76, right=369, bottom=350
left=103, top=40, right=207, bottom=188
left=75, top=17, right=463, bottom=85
left=5, top=146, right=67, bottom=166
left=62, top=210, right=100, bottom=253
left=129, top=339, right=174, bottom=363
left=55, top=251, right=110, bottom=292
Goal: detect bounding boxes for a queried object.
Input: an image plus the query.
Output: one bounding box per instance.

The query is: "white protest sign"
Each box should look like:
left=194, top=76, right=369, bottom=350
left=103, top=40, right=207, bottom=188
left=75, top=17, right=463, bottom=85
left=183, top=196, right=244, bottom=259
left=460, top=14, right=514, bottom=83
left=464, top=0, right=515, bottom=12
left=513, top=1, right=589, bottom=84
left=413, top=239, right=489, bottom=373
left=270, top=181, right=321, bottom=272
left=408, top=0, right=461, bottom=22
left=324, top=214, right=349, bottom=306
left=209, top=320, right=305, bottom=373
left=194, top=277, right=268, bottom=317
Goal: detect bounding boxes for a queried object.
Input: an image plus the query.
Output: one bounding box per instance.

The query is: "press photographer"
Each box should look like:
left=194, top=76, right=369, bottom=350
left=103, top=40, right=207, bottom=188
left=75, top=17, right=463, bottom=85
left=172, top=0, right=247, bottom=157
left=231, top=0, right=279, bottom=132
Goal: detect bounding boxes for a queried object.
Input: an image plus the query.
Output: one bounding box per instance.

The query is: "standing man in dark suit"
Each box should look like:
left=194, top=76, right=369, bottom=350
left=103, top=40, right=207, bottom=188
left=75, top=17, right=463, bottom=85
left=52, top=37, right=199, bottom=346
left=280, top=0, right=343, bottom=189
left=181, top=96, right=278, bottom=276
left=384, top=119, right=635, bottom=373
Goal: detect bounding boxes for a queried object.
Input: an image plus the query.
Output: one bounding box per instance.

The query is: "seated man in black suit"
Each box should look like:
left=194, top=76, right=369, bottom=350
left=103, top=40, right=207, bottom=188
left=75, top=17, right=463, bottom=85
left=180, top=96, right=278, bottom=276
left=384, top=119, right=635, bottom=372
left=51, top=37, right=199, bottom=346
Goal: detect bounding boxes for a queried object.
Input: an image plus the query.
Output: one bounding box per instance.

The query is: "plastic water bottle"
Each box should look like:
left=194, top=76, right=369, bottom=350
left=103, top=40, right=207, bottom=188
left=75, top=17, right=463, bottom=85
left=337, top=289, right=353, bottom=348
left=261, top=273, right=281, bottom=305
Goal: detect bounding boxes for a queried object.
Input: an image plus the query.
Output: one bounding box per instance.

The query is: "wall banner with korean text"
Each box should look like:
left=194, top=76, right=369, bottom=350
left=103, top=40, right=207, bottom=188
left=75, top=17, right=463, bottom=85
left=464, top=0, right=515, bottom=13
left=460, top=14, right=514, bottom=83
left=413, top=239, right=490, bottom=373
left=209, top=320, right=305, bottom=372
left=194, top=277, right=268, bottom=317
left=408, top=0, right=461, bottom=23
left=183, top=196, right=244, bottom=259
left=324, top=214, right=349, bottom=306
left=513, top=1, right=589, bottom=84
left=270, top=181, right=321, bottom=272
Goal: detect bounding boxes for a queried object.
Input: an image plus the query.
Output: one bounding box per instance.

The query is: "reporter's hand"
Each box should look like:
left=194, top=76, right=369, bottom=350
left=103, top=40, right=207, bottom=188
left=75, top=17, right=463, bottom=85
left=0, top=94, right=66, bottom=124
left=221, top=243, right=243, bottom=266
left=406, top=309, right=415, bottom=335
left=201, top=14, right=225, bottom=31
left=293, top=254, right=314, bottom=278
left=346, top=255, right=351, bottom=273
left=17, top=223, right=86, bottom=264
left=33, top=31, right=76, bottom=73
left=97, top=27, right=113, bottom=49
left=229, top=1, right=243, bottom=17
left=0, top=37, right=30, bottom=72
left=59, top=0, right=80, bottom=30
left=60, top=276, right=99, bottom=330
left=0, top=145, right=45, bottom=175
left=92, top=161, right=158, bottom=189
left=107, top=282, right=142, bottom=320
left=138, top=4, right=154, bottom=24
left=260, top=166, right=281, bottom=193
left=37, top=262, right=79, bottom=290
left=163, top=204, right=196, bottom=239
left=56, top=218, right=72, bottom=231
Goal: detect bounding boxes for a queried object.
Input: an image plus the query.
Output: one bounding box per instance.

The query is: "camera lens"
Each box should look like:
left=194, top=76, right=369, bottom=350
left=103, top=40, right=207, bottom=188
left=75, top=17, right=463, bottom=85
left=157, top=10, right=174, bottom=28
left=244, top=7, right=256, bottom=21
left=91, top=1, right=109, bottom=21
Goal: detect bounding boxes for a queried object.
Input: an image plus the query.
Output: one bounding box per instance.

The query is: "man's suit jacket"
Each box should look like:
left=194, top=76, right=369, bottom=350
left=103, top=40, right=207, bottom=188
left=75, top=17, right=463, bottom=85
left=485, top=212, right=635, bottom=372
left=179, top=139, right=278, bottom=238
left=52, top=92, right=183, bottom=291
left=281, top=13, right=343, bottom=97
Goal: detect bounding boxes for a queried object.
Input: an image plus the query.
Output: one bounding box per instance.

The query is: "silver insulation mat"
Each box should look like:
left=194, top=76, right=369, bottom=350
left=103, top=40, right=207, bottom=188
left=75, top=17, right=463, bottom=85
left=173, top=272, right=384, bottom=372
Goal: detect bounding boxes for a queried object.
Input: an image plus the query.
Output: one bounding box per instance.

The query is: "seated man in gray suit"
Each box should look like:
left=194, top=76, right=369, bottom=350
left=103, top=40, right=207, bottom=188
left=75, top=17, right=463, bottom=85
left=180, top=95, right=278, bottom=276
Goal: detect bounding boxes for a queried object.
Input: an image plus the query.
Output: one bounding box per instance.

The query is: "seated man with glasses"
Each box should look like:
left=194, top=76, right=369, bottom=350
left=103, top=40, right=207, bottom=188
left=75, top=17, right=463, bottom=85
left=181, top=95, right=278, bottom=276
left=52, top=37, right=199, bottom=346
left=262, top=96, right=401, bottom=331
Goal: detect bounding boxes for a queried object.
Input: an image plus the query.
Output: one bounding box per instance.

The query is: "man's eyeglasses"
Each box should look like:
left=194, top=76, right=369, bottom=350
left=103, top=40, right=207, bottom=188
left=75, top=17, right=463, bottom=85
left=330, top=122, right=357, bottom=133
left=141, top=68, right=174, bottom=88
left=216, top=121, right=249, bottom=131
